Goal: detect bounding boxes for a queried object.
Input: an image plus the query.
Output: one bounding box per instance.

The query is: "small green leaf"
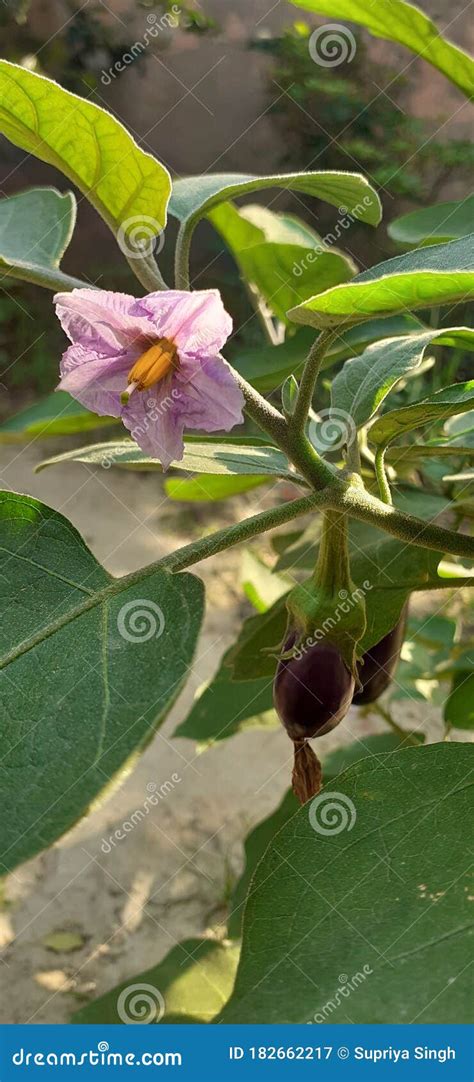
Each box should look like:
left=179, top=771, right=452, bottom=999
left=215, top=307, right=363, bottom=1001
left=444, top=673, right=474, bottom=729
left=220, top=744, right=473, bottom=1023
left=169, top=170, right=382, bottom=230
left=288, top=235, right=474, bottom=328
left=164, top=474, right=268, bottom=502
left=0, top=62, right=171, bottom=245
left=281, top=374, right=299, bottom=417
left=37, top=438, right=302, bottom=482
left=370, top=381, right=474, bottom=449
left=43, top=931, right=85, bottom=953
left=0, top=493, right=204, bottom=872
left=0, top=392, right=116, bottom=443
left=290, top=0, right=474, bottom=99
left=72, top=938, right=239, bottom=1024
left=331, top=327, right=474, bottom=430
left=0, top=187, right=76, bottom=285
left=388, top=196, right=474, bottom=247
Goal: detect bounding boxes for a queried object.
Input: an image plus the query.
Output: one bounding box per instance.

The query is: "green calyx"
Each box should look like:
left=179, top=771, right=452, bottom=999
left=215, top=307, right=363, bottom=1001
left=285, top=509, right=367, bottom=678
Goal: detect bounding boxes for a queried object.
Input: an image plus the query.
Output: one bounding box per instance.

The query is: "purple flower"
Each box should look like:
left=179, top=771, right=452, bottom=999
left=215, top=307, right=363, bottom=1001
left=54, top=287, right=245, bottom=468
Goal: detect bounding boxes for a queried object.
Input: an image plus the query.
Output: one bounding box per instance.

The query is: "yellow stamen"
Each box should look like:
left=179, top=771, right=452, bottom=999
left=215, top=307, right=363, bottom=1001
left=121, top=338, right=178, bottom=404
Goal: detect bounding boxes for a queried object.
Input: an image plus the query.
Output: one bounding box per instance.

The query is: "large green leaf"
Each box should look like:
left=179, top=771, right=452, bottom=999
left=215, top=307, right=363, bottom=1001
left=370, top=381, right=474, bottom=449
left=0, top=493, right=203, bottom=872
left=331, top=328, right=474, bottom=430
left=388, top=196, right=474, bottom=247
left=72, top=938, right=239, bottom=1024
left=290, top=0, right=474, bottom=99
left=37, top=438, right=302, bottom=482
left=169, top=171, right=382, bottom=231
left=0, top=187, right=79, bottom=288
left=0, top=62, right=171, bottom=245
left=288, top=235, right=474, bottom=329
left=209, top=201, right=355, bottom=323
left=0, top=391, right=116, bottom=443
left=227, top=732, right=407, bottom=939
left=231, top=316, right=423, bottom=393
left=220, top=744, right=473, bottom=1023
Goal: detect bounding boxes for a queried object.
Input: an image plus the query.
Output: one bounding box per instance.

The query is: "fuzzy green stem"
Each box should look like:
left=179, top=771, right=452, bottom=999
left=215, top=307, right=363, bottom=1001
left=161, top=491, right=330, bottom=572
left=0, top=265, right=88, bottom=293
left=235, top=371, right=337, bottom=491
left=174, top=223, right=192, bottom=290
left=313, top=508, right=351, bottom=593
left=126, top=252, right=168, bottom=292
left=374, top=446, right=393, bottom=505
left=290, top=330, right=337, bottom=435
left=334, top=482, right=474, bottom=560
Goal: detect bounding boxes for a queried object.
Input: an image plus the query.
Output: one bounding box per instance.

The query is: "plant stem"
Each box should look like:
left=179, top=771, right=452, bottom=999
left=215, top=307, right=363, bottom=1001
left=289, top=330, right=337, bottom=435
left=174, top=223, right=192, bottom=290
left=126, top=252, right=168, bottom=292
left=235, top=371, right=337, bottom=491
left=0, top=265, right=88, bottom=293
left=374, top=446, right=393, bottom=504
left=160, top=490, right=330, bottom=573
left=312, top=508, right=351, bottom=593
left=334, top=481, right=474, bottom=560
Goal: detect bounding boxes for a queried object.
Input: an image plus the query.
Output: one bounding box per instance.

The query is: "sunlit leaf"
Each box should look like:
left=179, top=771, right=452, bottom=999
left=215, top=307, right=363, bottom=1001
left=0, top=62, right=171, bottom=246
left=290, top=0, right=474, bottom=98
left=288, top=235, right=474, bottom=328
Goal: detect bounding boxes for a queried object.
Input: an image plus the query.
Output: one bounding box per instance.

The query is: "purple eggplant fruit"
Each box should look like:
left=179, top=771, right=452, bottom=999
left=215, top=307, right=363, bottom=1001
left=273, top=636, right=355, bottom=741
left=353, top=607, right=408, bottom=705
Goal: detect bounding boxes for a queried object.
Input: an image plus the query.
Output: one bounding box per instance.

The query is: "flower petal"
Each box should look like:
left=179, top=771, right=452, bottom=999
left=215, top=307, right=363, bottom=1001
left=131, top=289, right=232, bottom=354
left=58, top=344, right=132, bottom=417
left=54, top=288, right=153, bottom=354
left=122, top=377, right=185, bottom=469
left=175, top=353, right=245, bottom=432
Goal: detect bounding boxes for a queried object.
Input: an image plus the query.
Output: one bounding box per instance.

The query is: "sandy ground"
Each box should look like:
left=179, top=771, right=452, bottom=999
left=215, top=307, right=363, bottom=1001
left=0, top=439, right=445, bottom=1023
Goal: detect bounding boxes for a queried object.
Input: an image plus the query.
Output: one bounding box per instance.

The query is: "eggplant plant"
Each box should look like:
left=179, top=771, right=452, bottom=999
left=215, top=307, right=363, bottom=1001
left=0, top=0, right=473, bottom=1027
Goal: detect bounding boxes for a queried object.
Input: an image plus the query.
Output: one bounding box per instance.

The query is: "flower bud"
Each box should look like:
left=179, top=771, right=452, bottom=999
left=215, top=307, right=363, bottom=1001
left=353, top=606, right=408, bottom=705
left=273, top=634, right=355, bottom=741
